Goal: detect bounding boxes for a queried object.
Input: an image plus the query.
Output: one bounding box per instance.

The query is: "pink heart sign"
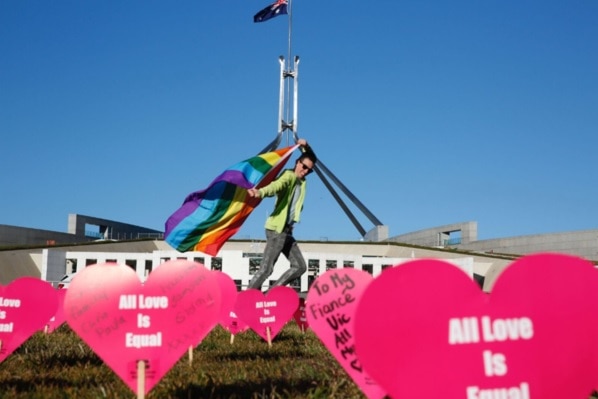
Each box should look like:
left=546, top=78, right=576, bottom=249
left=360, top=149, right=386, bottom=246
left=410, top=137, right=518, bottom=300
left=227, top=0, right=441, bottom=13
left=215, top=271, right=249, bottom=335
left=221, top=309, right=249, bottom=336
left=235, top=286, right=299, bottom=342
left=354, top=254, right=598, bottom=399
left=45, top=288, right=67, bottom=333
left=65, top=260, right=221, bottom=395
left=293, top=297, right=309, bottom=332
left=0, top=277, right=59, bottom=362
left=306, top=269, right=386, bottom=399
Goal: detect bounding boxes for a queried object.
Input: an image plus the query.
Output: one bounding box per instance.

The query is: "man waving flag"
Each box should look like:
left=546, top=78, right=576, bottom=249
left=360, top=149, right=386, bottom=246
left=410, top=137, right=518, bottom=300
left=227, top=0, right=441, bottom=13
left=164, top=145, right=298, bottom=256
left=254, top=0, right=288, bottom=23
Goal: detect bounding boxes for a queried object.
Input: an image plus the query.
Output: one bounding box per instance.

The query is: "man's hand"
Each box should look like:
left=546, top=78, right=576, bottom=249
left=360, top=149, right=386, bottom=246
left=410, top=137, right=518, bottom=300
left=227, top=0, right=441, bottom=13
left=297, top=138, right=308, bottom=147
left=247, top=188, right=260, bottom=198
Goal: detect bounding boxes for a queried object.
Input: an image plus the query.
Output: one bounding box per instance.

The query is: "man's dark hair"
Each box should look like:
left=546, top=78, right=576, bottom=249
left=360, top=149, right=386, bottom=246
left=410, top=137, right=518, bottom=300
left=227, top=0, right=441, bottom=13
left=298, top=147, right=317, bottom=165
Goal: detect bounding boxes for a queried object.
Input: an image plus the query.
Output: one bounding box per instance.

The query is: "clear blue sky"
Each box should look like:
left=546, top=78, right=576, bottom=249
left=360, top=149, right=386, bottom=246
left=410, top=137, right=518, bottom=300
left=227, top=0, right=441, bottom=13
left=1, top=1, right=597, bottom=242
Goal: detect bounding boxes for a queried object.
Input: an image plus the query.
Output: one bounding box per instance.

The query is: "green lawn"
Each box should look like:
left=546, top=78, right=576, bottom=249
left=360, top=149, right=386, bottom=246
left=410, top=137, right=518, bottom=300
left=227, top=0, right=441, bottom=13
left=1, top=324, right=597, bottom=398
left=0, top=324, right=365, bottom=398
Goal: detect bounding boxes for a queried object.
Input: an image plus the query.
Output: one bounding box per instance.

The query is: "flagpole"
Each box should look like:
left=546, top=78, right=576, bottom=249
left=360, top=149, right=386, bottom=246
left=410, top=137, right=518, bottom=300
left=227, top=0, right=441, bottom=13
left=287, top=0, right=293, bottom=68
left=277, top=0, right=299, bottom=147
left=255, top=0, right=387, bottom=240
left=284, top=0, right=293, bottom=146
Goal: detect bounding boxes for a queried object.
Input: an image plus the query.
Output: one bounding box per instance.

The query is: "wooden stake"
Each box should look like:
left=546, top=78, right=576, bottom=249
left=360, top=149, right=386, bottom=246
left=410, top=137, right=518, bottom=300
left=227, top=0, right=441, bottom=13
left=230, top=333, right=235, bottom=345
left=188, top=346, right=193, bottom=366
left=266, top=326, right=272, bottom=348
left=136, top=360, right=145, bottom=399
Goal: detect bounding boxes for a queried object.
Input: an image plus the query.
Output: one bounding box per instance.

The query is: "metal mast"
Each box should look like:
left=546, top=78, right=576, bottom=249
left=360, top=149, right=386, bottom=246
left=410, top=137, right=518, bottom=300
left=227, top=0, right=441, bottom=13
left=259, top=0, right=387, bottom=240
left=260, top=0, right=297, bottom=153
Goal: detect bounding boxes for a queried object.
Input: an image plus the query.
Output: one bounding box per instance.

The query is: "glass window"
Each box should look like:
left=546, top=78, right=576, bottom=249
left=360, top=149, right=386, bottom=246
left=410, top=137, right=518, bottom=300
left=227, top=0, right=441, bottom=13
left=66, top=259, right=78, bottom=273
left=308, top=259, right=320, bottom=273
left=249, top=257, right=262, bottom=275
left=211, top=257, right=222, bottom=271
left=85, top=259, right=97, bottom=267
left=289, top=277, right=301, bottom=292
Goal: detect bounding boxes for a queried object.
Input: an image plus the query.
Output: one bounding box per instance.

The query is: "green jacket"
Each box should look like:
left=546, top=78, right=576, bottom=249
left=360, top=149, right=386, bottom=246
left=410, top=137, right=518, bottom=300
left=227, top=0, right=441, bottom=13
left=258, top=169, right=307, bottom=233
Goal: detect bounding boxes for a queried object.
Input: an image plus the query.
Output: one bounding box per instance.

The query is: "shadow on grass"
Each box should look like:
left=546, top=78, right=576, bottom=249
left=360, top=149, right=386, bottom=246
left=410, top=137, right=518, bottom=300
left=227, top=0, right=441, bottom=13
left=0, top=375, right=76, bottom=392
left=204, top=345, right=321, bottom=363
left=168, top=376, right=356, bottom=399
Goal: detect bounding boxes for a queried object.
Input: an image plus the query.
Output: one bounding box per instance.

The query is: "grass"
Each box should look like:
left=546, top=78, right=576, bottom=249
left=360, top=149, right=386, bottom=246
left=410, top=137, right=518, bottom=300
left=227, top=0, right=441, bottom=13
left=0, top=323, right=366, bottom=399
left=2, top=324, right=598, bottom=399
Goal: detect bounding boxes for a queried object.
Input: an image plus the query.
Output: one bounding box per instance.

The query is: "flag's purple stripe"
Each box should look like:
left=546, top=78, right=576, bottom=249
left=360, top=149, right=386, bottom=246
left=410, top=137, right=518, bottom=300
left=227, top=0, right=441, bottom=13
left=167, top=180, right=236, bottom=243
left=185, top=159, right=271, bottom=203
left=178, top=183, right=241, bottom=251
left=164, top=201, right=201, bottom=249
left=166, top=180, right=233, bottom=250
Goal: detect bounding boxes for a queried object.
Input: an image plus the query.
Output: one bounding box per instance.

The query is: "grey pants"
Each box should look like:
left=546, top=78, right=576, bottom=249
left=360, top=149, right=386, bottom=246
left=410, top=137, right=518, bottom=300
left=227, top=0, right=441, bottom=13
left=247, top=228, right=307, bottom=290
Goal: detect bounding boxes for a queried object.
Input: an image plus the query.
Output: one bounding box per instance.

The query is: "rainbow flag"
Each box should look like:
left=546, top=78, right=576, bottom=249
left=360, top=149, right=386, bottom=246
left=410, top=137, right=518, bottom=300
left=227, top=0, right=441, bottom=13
left=164, top=145, right=298, bottom=255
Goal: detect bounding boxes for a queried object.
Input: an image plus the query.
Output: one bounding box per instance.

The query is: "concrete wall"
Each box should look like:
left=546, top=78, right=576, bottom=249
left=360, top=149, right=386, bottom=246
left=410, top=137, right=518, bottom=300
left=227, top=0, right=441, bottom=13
left=67, top=214, right=162, bottom=239
left=0, top=224, right=93, bottom=247
left=1, top=214, right=162, bottom=248
left=42, top=249, right=67, bottom=284
left=389, top=222, right=598, bottom=262
left=388, top=222, right=478, bottom=247
left=0, top=248, right=44, bottom=284
left=457, top=230, right=598, bottom=261
left=364, top=225, right=389, bottom=242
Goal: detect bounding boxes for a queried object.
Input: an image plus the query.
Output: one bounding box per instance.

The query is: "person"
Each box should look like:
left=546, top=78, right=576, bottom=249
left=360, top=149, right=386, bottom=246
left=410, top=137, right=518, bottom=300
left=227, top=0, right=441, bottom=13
left=246, top=139, right=317, bottom=290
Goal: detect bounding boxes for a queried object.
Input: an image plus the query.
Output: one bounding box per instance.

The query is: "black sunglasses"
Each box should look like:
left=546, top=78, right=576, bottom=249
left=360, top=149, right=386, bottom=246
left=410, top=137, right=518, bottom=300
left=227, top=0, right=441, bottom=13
left=299, top=160, right=313, bottom=174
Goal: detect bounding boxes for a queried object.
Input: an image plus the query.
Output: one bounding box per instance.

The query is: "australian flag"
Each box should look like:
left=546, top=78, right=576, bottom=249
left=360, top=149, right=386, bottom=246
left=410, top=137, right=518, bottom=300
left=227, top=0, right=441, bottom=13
left=253, top=0, right=288, bottom=23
